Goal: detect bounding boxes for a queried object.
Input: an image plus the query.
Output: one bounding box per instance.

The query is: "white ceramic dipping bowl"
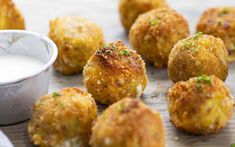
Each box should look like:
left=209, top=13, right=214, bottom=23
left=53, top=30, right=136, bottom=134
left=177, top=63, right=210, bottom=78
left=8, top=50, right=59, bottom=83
left=0, top=30, right=58, bottom=125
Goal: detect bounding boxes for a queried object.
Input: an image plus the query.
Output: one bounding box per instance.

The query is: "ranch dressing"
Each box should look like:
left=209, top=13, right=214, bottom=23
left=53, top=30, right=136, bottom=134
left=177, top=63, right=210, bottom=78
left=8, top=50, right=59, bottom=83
left=0, top=54, right=44, bottom=83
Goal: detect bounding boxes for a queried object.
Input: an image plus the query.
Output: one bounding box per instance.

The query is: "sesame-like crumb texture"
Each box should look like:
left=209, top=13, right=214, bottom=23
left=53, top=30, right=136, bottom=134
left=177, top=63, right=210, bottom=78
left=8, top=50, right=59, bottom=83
left=49, top=16, right=104, bottom=75
left=197, top=7, right=235, bottom=62
left=129, top=8, right=189, bottom=68
left=28, top=88, right=97, bottom=147
left=167, top=75, right=234, bottom=135
left=0, top=0, right=25, bottom=29
left=119, top=0, right=168, bottom=31
left=168, top=34, right=228, bottom=83
left=83, top=41, right=148, bottom=105
left=90, top=98, right=165, bottom=147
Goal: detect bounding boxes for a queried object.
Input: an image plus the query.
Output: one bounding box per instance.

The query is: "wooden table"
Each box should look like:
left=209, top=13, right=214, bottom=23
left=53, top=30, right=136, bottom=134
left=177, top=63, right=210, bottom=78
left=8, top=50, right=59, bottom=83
left=1, top=0, right=235, bottom=146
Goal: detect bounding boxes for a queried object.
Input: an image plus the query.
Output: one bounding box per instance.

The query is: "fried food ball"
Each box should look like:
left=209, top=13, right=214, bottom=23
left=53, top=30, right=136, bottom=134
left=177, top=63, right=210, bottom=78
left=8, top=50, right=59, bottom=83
left=129, top=8, right=189, bottom=68
left=168, top=33, right=228, bottom=83
left=167, top=75, right=234, bottom=135
left=90, top=98, right=165, bottom=147
left=196, top=7, right=235, bottom=62
left=119, top=0, right=168, bottom=31
left=28, top=88, right=97, bottom=147
left=49, top=16, right=104, bottom=75
left=83, top=41, right=147, bottom=105
left=0, top=0, right=25, bottom=29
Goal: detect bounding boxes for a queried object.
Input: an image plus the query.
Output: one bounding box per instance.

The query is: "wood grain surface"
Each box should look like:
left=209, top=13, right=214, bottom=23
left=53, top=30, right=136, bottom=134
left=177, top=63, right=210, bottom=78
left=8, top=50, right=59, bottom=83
left=0, top=0, right=235, bottom=146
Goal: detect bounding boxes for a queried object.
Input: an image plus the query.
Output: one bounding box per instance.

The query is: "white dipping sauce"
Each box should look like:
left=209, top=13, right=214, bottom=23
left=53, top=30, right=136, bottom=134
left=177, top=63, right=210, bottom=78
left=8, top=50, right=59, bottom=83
left=0, top=54, right=44, bottom=83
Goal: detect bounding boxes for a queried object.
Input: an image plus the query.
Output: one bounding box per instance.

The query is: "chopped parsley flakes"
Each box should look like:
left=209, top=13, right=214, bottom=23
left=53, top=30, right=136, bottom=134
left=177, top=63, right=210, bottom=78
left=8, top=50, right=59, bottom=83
left=101, top=43, right=109, bottom=48
left=150, top=19, right=160, bottom=26
left=193, top=32, right=203, bottom=39
left=52, top=92, right=61, bottom=98
left=218, top=7, right=230, bottom=17
left=196, top=75, right=212, bottom=85
left=216, top=19, right=222, bottom=26
left=183, top=40, right=194, bottom=49
left=120, top=50, right=129, bottom=55
left=117, top=102, right=126, bottom=112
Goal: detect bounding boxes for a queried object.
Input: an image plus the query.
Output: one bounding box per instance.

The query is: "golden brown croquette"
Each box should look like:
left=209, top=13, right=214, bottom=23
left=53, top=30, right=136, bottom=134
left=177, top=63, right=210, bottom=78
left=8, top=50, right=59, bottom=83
left=129, top=8, right=189, bottom=68
left=168, top=75, right=234, bottom=135
left=197, top=7, right=235, bottom=62
left=28, top=88, right=97, bottom=147
left=168, top=33, right=228, bottom=83
left=49, top=16, right=104, bottom=75
left=90, top=98, right=165, bottom=147
left=0, top=0, right=25, bottom=29
left=119, top=0, right=168, bottom=31
left=83, top=41, right=147, bottom=105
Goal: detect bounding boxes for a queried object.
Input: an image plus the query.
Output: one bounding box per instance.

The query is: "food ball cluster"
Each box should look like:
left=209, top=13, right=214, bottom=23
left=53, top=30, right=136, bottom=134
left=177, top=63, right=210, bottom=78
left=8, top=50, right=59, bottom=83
left=83, top=41, right=148, bottom=105
left=0, top=0, right=25, bottom=29
left=90, top=98, right=165, bottom=147
left=119, top=0, right=168, bottom=31
left=28, top=88, right=97, bottom=147
left=49, top=16, right=104, bottom=75
left=167, top=75, right=234, bottom=135
left=129, top=8, right=189, bottom=68
left=197, top=7, right=235, bottom=62
left=168, top=33, right=228, bottom=83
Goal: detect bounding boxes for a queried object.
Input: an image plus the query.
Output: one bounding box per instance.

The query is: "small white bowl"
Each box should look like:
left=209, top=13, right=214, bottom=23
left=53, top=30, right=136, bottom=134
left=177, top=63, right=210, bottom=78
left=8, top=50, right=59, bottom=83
left=0, top=30, right=58, bottom=125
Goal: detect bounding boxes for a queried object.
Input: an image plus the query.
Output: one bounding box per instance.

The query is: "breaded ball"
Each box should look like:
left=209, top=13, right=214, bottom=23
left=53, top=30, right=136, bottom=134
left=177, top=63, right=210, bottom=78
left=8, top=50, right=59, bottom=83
left=83, top=41, right=147, bottom=105
left=49, top=16, right=104, bottom=75
left=168, top=33, right=228, bottom=83
left=129, top=8, right=189, bottom=68
left=0, top=0, right=25, bottom=29
left=28, top=88, right=97, bottom=147
left=90, top=98, right=165, bottom=147
left=119, top=0, right=168, bottom=31
left=196, top=7, right=235, bottom=62
left=167, top=75, right=234, bottom=135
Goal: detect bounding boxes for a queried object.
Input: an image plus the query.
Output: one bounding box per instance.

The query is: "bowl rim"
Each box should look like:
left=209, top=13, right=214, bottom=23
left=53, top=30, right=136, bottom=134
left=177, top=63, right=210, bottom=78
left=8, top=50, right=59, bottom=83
left=0, top=30, right=58, bottom=86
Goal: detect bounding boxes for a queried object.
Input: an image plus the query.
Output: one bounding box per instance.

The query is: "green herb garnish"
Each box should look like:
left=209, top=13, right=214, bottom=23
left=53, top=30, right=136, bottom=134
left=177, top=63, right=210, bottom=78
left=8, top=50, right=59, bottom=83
left=52, top=92, right=61, bottom=98
left=117, top=102, right=126, bottom=112
left=193, top=32, right=203, bottom=39
left=101, top=43, right=109, bottom=48
left=58, top=101, right=64, bottom=108
left=232, top=42, right=235, bottom=50
left=216, top=19, right=222, bottom=27
left=196, top=75, right=212, bottom=85
left=120, top=50, right=129, bottom=55
left=150, top=19, right=160, bottom=26
left=231, top=144, right=235, bottom=147
left=184, top=40, right=193, bottom=49
left=218, top=7, right=230, bottom=17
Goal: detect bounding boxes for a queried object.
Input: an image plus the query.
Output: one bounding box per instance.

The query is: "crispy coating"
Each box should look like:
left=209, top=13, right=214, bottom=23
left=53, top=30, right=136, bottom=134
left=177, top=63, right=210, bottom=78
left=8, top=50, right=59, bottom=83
left=129, top=8, right=189, bottom=68
left=83, top=41, right=148, bottom=105
left=168, top=33, right=228, bottom=83
left=0, top=0, right=25, bottom=29
left=28, top=88, right=97, bottom=147
left=90, top=98, right=165, bottom=147
left=49, top=16, right=104, bottom=75
left=196, top=7, right=235, bottom=62
left=167, top=75, right=234, bottom=135
left=119, top=0, right=168, bottom=31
